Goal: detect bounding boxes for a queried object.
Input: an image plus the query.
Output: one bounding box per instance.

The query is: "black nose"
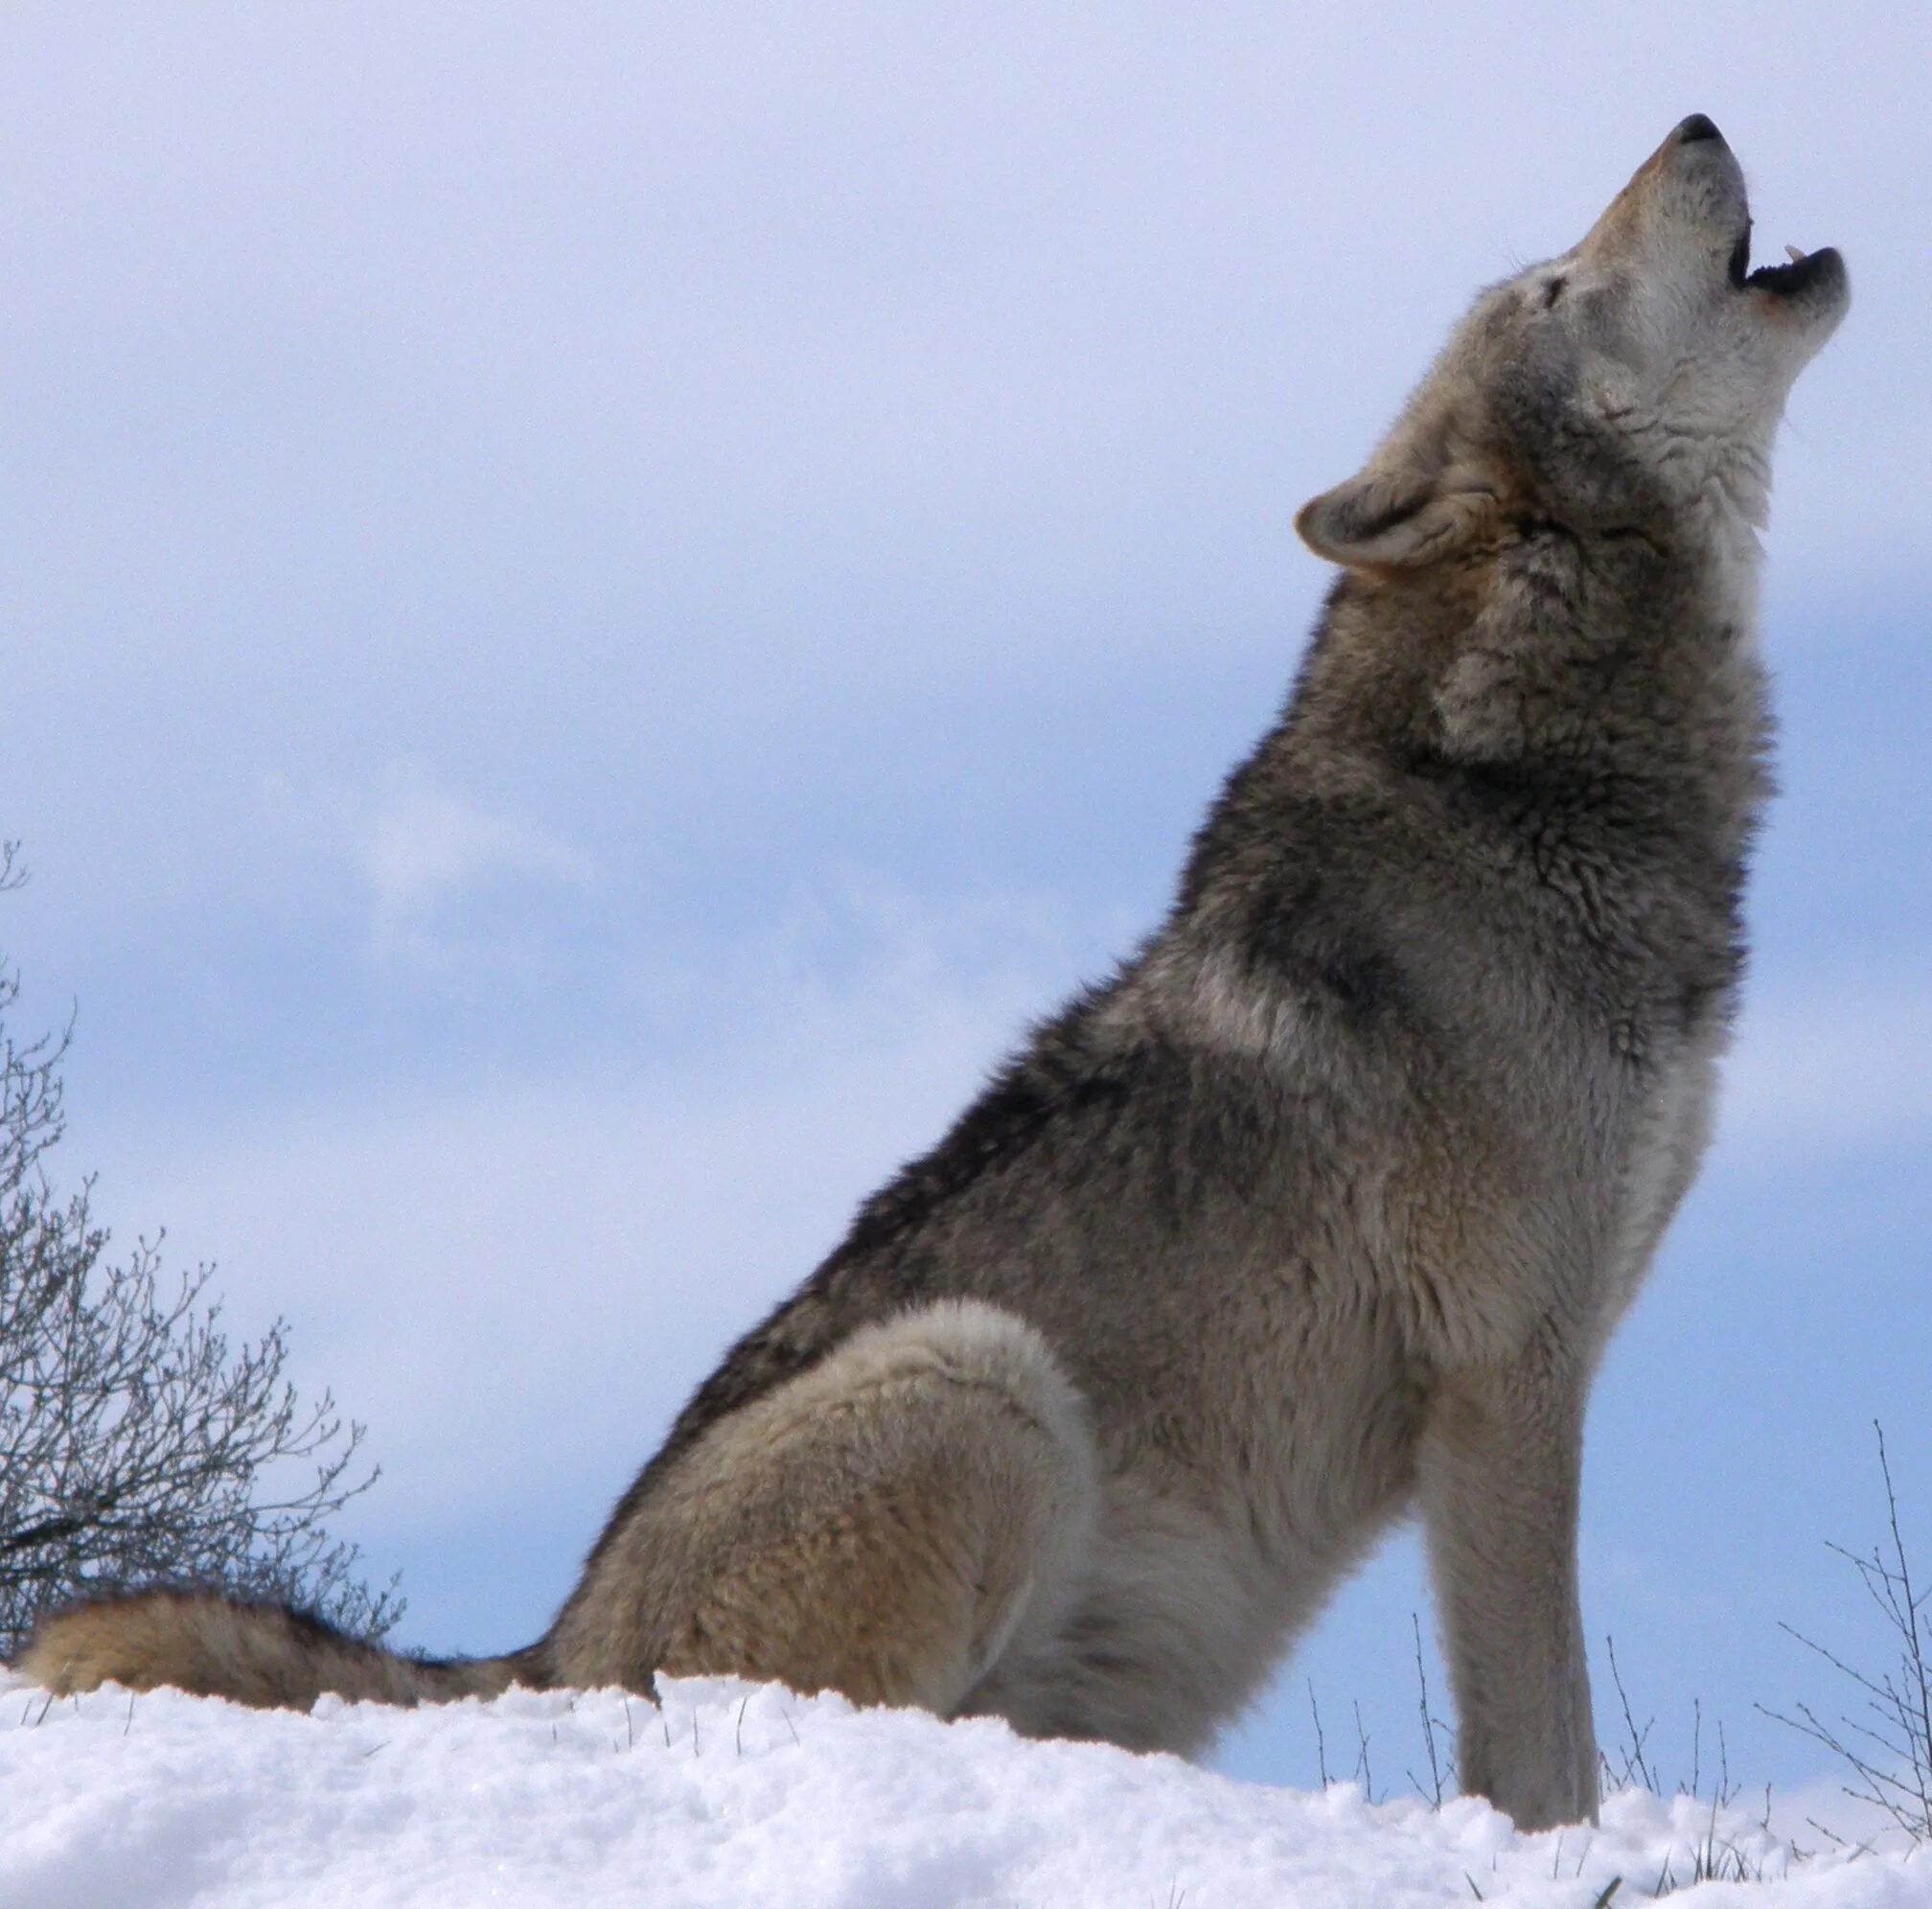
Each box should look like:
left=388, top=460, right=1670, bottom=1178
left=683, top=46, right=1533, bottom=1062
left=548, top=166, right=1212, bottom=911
left=1676, top=113, right=1725, bottom=146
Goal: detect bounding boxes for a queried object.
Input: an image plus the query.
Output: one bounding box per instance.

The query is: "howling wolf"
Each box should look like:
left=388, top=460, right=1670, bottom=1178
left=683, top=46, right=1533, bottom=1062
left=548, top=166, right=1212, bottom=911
left=22, top=117, right=1846, bottom=1831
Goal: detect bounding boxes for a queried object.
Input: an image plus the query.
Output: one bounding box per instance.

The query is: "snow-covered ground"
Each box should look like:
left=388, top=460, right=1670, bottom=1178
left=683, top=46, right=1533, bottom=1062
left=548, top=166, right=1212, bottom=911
left=4, top=1676, right=1928, bottom=1907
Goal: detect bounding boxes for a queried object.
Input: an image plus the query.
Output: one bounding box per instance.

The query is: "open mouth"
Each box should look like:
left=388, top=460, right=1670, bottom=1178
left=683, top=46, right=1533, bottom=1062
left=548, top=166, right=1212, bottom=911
left=1727, top=220, right=1837, bottom=295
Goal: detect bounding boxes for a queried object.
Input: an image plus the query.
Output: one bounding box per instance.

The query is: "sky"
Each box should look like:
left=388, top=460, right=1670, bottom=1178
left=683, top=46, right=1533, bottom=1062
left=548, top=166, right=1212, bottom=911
left=3, top=2, right=1928, bottom=1800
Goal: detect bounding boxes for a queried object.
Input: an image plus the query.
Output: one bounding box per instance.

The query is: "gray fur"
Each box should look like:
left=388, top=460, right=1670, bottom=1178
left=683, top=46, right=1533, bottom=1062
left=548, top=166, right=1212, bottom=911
left=18, top=119, right=1845, bottom=1832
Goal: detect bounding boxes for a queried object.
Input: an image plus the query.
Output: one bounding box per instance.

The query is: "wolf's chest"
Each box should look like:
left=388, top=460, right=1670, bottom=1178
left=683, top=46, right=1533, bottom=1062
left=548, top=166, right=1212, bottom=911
left=1597, top=1033, right=1725, bottom=1328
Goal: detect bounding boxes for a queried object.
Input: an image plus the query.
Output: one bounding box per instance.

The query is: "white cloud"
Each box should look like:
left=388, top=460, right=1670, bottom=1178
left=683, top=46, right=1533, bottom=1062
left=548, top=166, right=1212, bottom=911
left=1721, top=983, right=1932, bottom=1155
left=263, top=764, right=599, bottom=969
left=358, top=775, right=597, bottom=965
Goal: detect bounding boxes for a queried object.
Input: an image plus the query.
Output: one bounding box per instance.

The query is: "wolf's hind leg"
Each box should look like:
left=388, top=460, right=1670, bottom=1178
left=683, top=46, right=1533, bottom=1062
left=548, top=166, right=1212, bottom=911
left=550, top=1300, right=1099, bottom=1717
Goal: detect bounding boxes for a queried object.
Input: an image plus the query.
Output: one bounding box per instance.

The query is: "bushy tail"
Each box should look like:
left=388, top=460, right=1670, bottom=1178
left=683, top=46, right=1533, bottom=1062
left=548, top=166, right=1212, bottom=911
left=14, top=1588, right=542, bottom=1710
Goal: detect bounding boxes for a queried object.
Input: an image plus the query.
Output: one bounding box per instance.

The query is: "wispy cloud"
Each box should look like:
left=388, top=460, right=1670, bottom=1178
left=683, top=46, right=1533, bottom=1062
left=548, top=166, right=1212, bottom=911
left=358, top=775, right=597, bottom=966
left=268, top=764, right=599, bottom=971
left=1722, top=983, right=1932, bottom=1155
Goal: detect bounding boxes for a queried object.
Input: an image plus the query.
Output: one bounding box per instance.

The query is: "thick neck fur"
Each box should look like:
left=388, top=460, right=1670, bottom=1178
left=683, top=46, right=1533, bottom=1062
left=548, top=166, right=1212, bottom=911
left=1290, top=512, right=1767, bottom=844
left=1165, top=511, right=1773, bottom=1053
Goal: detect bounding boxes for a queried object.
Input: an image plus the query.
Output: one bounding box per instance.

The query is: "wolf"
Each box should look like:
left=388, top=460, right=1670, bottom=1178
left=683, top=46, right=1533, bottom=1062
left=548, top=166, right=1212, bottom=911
left=20, top=118, right=1845, bottom=1830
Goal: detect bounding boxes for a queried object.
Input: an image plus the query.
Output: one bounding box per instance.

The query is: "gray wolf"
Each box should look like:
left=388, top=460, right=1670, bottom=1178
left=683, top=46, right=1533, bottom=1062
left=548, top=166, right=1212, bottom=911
left=20, top=118, right=1846, bottom=1830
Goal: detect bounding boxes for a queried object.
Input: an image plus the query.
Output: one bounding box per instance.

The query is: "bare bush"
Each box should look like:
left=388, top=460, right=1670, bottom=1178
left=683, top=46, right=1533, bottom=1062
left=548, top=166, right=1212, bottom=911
left=1760, top=1421, right=1931, bottom=1847
left=0, top=844, right=400, bottom=1659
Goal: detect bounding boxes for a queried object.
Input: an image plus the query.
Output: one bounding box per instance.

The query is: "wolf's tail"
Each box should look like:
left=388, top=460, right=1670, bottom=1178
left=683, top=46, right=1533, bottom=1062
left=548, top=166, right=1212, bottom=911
left=14, top=1587, right=545, bottom=1710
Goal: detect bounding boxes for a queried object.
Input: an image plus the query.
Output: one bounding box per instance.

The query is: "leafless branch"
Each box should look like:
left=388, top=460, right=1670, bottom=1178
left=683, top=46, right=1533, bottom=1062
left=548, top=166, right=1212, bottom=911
left=0, top=922, right=401, bottom=1656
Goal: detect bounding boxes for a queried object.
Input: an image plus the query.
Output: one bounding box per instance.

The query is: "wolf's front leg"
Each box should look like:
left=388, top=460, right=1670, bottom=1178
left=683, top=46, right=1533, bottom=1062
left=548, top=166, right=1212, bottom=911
left=1416, top=1346, right=1598, bottom=1830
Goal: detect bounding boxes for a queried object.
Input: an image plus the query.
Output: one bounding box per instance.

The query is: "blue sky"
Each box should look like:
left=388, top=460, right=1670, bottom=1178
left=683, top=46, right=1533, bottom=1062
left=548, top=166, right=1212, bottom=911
left=4, top=4, right=1928, bottom=1797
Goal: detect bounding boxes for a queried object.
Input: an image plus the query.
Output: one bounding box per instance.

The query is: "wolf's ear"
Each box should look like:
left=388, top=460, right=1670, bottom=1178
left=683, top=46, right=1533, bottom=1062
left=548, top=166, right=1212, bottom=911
left=1296, top=412, right=1498, bottom=570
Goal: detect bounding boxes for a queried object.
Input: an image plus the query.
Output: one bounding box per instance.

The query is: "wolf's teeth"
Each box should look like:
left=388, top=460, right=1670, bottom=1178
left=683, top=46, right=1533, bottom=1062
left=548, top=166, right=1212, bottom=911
left=1784, top=244, right=1808, bottom=264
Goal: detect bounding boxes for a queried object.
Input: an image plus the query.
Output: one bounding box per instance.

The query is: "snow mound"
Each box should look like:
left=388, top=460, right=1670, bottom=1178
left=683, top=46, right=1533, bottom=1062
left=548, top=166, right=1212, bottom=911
left=2, top=1673, right=1925, bottom=1906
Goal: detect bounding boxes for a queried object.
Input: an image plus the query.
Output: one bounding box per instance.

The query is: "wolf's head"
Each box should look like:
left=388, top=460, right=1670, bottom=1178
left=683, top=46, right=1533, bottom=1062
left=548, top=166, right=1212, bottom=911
left=1298, top=117, right=1849, bottom=571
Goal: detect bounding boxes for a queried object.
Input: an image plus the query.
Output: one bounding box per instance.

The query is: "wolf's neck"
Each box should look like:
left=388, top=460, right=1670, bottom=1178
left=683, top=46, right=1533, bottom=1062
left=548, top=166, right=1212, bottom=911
left=1283, top=548, right=1774, bottom=855
left=1691, top=473, right=1768, bottom=640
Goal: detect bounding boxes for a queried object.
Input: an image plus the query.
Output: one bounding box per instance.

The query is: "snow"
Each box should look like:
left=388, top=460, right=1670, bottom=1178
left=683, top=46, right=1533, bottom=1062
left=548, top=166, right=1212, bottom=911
left=2, top=1674, right=1927, bottom=1907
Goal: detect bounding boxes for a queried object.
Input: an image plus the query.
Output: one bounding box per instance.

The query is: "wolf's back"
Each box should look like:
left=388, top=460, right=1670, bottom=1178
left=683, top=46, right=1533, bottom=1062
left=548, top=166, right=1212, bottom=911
left=15, top=1588, right=534, bottom=1709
